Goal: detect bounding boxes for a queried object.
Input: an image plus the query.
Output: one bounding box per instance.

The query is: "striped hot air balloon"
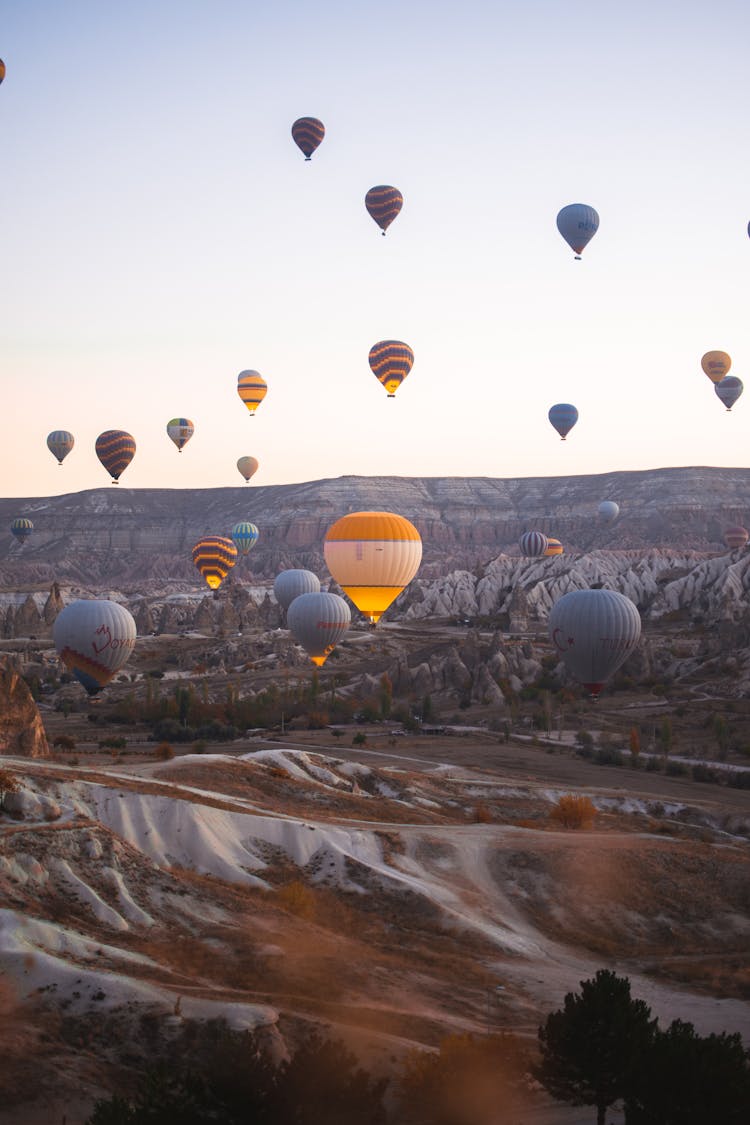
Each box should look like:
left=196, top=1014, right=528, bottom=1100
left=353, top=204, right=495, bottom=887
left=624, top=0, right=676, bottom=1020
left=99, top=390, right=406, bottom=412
left=548, top=403, right=579, bottom=441
left=291, top=116, right=325, bottom=160
left=701, top=351, right=731, bottom=384
left=724, top=526, right=749, bottom=551
left=520, top=531, right=548, bottom=557
left=368, top=340, right=414, bottom=398
left=544, top=538, right=564, bottom=557
left=192, top=536, right=238, bottom=590
left=237, top=371, right=267, bottom=416
left=231, top=521, right=259, bottom=556
left=166, top=418, right=194, bottom=451
left=53, top=599, right=136, bottom=695
left=273, top=569, right=320, bottom=613
left=95, top=430, right=136, bottom=483
left=287, top=592, right=351, bottom=666
left=365, top=185, right=403, bottom=235
left=10, top=517, right=33, bottom=544
left=0, top=60, right=5, bottom=85
left=47, top=430, right=74, bottom=465
left=556, top=203, right=599, bottom=258
left=324, top=511, right=422, bottom=624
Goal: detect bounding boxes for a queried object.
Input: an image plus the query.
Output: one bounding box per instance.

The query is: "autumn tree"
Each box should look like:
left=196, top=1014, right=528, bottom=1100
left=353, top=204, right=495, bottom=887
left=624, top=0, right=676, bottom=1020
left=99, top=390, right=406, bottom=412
left=536, top=969, right=657, bottom=1125
left=0, top=768, right=20, bottom=810
left=549, top=794, right=597, bottom=829
left=628, top=726, right=640, bottom=762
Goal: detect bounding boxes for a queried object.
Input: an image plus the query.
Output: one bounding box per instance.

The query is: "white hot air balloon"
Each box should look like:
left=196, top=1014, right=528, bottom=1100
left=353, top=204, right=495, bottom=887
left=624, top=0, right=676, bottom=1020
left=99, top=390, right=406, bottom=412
left=273, top=569, right=321, bottom=612
left=549, top=589, right=641, bottom=697
left=287, top=592, right=351, bottom=666
left=324, top=512, right=422, bottom=624
left=53, top=599, right=137, bottom=695
left=598, top=500, right=619, bottom=524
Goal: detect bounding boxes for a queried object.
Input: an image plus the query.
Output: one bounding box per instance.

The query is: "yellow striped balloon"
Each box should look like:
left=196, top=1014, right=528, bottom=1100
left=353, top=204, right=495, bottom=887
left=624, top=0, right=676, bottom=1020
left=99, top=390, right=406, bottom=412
left=192, top=536, right=238, bottom=590
left=544, top=538, right=564, bottom=556
left=95, top=430, right=136, bottom=483
left=324, top=511, right=422, bottom=624
left=365, top=185, right=403, bottom=235
left=237, top=370, right=268, bottom=416
left=368, top=340, right=414, bottom=398
left=0, top=60, right=5, bottom=85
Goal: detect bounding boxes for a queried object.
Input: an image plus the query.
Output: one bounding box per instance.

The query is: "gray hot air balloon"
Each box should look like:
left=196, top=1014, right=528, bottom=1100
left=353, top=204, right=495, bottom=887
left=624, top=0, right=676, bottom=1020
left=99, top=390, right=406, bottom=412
left=53, top=599, right=137, bottom=695
left=520, top=531, right=548, bottom=557
left=287, top=592, right=351, bottom=666
left=556, top=203, right=599, bottom=258
left=549, top=589, right=641, bottom=697
left=598, top=500, right=619, bottom=524
left=273, top=569, right=321, bottom=612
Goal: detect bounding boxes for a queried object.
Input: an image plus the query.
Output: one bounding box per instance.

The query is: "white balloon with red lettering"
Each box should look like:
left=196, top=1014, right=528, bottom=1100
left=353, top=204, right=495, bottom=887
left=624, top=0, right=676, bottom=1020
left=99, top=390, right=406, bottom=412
left=287, top=592, right=350, bottom=666
left=53, top=599, right=137, bottom=695
left=549, top=589, right=641, bottom=697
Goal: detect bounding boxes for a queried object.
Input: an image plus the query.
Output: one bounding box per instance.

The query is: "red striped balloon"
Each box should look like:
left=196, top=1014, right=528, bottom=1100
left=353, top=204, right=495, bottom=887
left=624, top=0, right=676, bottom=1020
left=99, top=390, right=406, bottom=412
left=365, top=185, right=403, bottom=235
left=95, top=430, right=136, bottom=484
left=291, top=117, right=325, bottom=160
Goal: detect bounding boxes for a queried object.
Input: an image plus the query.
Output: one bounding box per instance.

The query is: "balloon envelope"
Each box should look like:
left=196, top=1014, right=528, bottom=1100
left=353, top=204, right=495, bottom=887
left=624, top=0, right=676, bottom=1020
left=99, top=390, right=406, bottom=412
left=47, top=430, right=74, bottom=465
left=368, top=340, right=414, bottom=397
left=0, top=60, right=5, bottom=84
left=10, top=518, right=33, bottom=544
left=291, top=116, right=325, bottom=159
left=167, top=418, right=194, bottom=451
left=715, top=376, right=743, bottom=411
left=556, top=204, right=599, bottom=257
left=549, top=589, right=641, bottom=697
left=548, top=403, right=578, bottom=440
left=53, top=599, right=136, bottom=695
left=192, top=536, right=238, bottom=589
left=544, top=538, right=563, bottom=557
left=95, top=430, right=136, bottom=483
left=237, top=371, right=267, bottom=416
left=598, top=500, right=620, bottom=524
left=287, top=592, right=351, bottom=666
left=520, top=531, right=548, bottom=557
left=274, top=569, right=321, bottom=612
left=701, top=351, right=731, bottom=384
left=237, top=456, right=259, bottom=483
left=365, top=185, right=403, bottom=234
left=324, top=511, right=422, bottom=623
left=724, top=526, right=749, bottom=551
left=231, top=521, right=259, bottom=556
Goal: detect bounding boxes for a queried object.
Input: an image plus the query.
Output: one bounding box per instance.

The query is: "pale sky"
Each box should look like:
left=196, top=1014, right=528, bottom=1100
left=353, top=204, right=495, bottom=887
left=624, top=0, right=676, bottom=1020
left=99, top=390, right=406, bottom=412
left=2, top=1, right=750, bottom=498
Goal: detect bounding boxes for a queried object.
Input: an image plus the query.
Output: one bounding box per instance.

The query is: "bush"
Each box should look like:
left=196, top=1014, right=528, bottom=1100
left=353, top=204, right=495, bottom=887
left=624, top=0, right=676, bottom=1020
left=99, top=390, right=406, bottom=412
left=549, top=795, right=597, bottom=830
left=275, top=880, right=316, bottom=919
left=98, top=737, right=127, bottom=751
left=576, top=730, right=594, bottom=750
left=666, top=761, right=688, bottom=777
left=691, top=763, right=719, bottom=784
left=155, top=742, right=174, bottom=760
left=352, top=732, right=367, bottom=746
left=594, top=747, right=624, bottom=767
left=53, top=734, right=76, bottom=750
left=473, top=802, right=493, bottom=824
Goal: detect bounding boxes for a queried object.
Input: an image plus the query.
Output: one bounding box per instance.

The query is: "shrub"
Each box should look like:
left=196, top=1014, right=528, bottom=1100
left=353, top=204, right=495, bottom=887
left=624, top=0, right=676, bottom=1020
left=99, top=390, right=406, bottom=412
left=155, top=742, right=174, bottom=760
left=192, top=740, right=207, bottom=754
left=594, top=747, right=624, bottom=767
left=666, top=761, right=688, bottom=777
left=691, top=763, right=719, bottom=784
left=576, top=730, right=594, bottom=750
left=473, top=802, right=493, bottom=823
left=98, top=737, right=127, bottom=751
left=275, top=880, right=316, bottom=919
left=352, top=732, right=367, bottom=746
left=53, top=734, right=76, bottom=751
left=549, top=795, right=597, bottom=830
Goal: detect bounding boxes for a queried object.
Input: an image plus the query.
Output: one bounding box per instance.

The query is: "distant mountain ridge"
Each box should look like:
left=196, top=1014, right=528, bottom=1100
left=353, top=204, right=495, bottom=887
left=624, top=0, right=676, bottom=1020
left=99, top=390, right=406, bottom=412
left=0, top=465, right=748, bottom=587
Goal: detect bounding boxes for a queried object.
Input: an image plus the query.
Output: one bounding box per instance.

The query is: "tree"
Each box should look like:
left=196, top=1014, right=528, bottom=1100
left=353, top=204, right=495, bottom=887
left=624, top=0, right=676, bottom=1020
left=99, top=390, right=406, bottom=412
left=536, top=969, right=657, bottom=1125
left=629, top=726, right=641, bottom=763
left=623, top=1019, right=750, bottom=1124
left=549, top=795, right=597, bottom=830
left=659, top=717, right=673, bottom=761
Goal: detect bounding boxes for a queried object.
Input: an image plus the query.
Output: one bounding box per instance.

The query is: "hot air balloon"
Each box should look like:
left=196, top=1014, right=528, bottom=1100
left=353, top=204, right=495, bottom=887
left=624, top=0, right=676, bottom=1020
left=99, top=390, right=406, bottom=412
left=548, top=403, right=578, bottom=441
left=556, top=204, right=599, bottom=258
left=291, top=116, right=325, bottom=160
left=544, top=538, right=564, bottom=557
left=324, top=511, right=422, bottom=624
left=273, top=569, right=320, bottom=612
left=192, top=536, right=238, bottom=590
left=167, top=418, right=194, bottom=452
left=724, top=526, right=749, bottom=551
left=53, top=599, right=137, bottom=695
left=549, top=589, right=641, bottom=698
left=95, top=430, right=136, bottom=484
left=701, top=351, right=731, bottom=384
left=365, top=185, right=403, bottom=235
left=0, top=60, right=5, bottom=84
left=10, top=518, right=33, bottom=544
left=237, top=456, right=259, bottom=483
left=47, top=430, right=74, bottom=466
left=231, top=521, right=259, bottom=556
left=287, top=592, right=351, bottom=666
left=715, top=376, right=743, bottom=412
left=237, top=371, right=267, bottom=416
left=598, top=500, right=619, bottom=524
left=520, top=531, right=548, bottom=557
left=368, top=340, right=414, bottom=398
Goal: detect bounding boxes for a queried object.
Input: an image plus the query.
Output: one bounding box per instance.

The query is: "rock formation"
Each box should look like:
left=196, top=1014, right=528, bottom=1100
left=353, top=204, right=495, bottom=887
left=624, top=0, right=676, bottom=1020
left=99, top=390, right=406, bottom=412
left=0, top=659, right=49, bottom=758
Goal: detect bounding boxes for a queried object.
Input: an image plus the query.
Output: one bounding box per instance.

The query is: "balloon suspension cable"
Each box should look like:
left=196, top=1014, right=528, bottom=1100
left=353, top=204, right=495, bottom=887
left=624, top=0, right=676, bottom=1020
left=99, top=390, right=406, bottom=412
left=112, top=479, right=119, bottom=485
left=382, top=230, right=386, bottom=236
left=305, top=156, right=311, bottom=161
left=575, top=255, right=581, bottom=260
